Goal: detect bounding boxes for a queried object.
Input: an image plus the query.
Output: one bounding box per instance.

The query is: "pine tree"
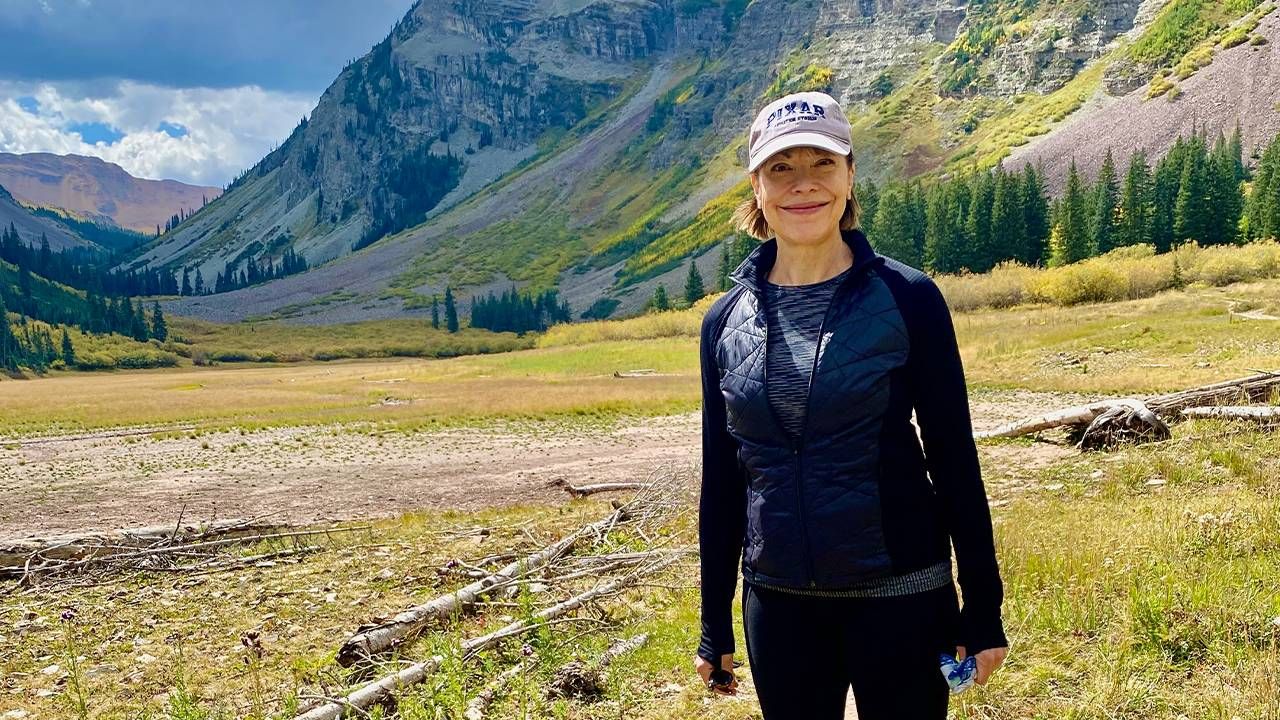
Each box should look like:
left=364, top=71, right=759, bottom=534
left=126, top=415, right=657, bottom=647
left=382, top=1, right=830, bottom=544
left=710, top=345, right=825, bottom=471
left=130, top=299, right=149, bottom=341
left=1208, top=137, right=1243, bottom=245
left=151, top=301, right=168, bottom=342
left=872, top=186, right=921, bottom=267
left=1173, top=146, right=1208, bottom=244
left=1151, top=148, right=1182, bottom=252
left=965, top=172, right=996, bottom=272
left=907, top=182, right=927, bottom=265
left=716, top=239, right=735, bottom=291
left=431, top=295, right=440, bottom=329
left=990, top=167, right=1026, bottom=264
left=1090, top=149, right=1119, bottom=255
left=924, top=182, right=965, bottom=274
left=1051, top=160, right=1091, bottom=265
left=0, top=297, right=13, bottom=371
left=180, top=268, right=192, bottom=296
left=683, top=258, right=705, bottom=305
left=194, top=268, right=205, bottom=295
left=1117, top=150, right=1153, bottom=248
left=61, top=327, right=75, bottom=366
left=652, top=284, right=670, bottom=312
left=1020, top=164, right=1050, bottom=265
left=444, top=287, right=458, bottom=332
left=857, top=179, right=880, bottom=237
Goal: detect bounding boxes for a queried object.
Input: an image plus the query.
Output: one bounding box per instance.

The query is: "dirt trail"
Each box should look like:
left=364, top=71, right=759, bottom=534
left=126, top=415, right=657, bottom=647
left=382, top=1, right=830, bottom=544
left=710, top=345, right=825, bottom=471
left=0, top=389, right=1080, bottom=542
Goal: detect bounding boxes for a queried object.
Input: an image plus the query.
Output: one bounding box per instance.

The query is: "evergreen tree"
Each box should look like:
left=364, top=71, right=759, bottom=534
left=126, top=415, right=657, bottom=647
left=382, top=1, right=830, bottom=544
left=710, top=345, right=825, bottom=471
left=151, top=301, right=167, bottom=342
left=1246, top=134, right=1280, bottom=240
left=1207, top=134, right=1243, bottom=245
left=1173, top=145, right=1208, bottom=244
left=652, top=284, right=670, bottom=312
left=924, top=182, right=965, bottom=274
left=1151, top=147, right=1182, bottom=252
left=990, top=167, right=1026, bottom=264
left=431, top=295, right=440, bottom=329
left=683, top=258, right=705, bottom=305
left=907, top=182, right=928, bottom=265
left=180, top=268, right=192, bottom=296
left=965, top=172, right=996, bottom=272
left=1117, top=151, right=1153, bottom=248
left=444, top=286, right=458, bottom=332
left=1020, top=164, right=1050, bottom=265
left=1090, top=149, right=1119, bottom=255
left=0, top=297, right=14, bottom=372
left=194, top=268, right=205, bottom=295
left=872, top=185, right=921, bottom=267
left=856, top=179, right=880, bottom=237
left=61, top=327, right=75, bottom=366
left=130, top=299, right=149, bottom=341
left=1051, top=160, right=1091, bottom=265
left=716, top=239, right=734, bottom=291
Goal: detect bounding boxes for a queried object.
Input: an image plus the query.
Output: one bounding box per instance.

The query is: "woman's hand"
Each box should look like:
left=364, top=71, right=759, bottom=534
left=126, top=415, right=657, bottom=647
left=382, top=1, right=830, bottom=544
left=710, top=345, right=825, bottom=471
left=956, top=645, right=1007, bottom=686
left=693, top=653, right=738, bottom=695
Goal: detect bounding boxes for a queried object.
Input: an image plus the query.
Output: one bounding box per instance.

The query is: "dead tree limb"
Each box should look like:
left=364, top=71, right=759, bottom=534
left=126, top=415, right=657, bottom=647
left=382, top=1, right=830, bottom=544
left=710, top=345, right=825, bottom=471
left=336, top=507, right=630, bottom=667
left=1180, top=406, right=1280, bottom=422
left=973, top=372, right=1280, bottom=441
left=550, top=479, right=649, bottom=498
left=297, top=555, right=680, bottom=720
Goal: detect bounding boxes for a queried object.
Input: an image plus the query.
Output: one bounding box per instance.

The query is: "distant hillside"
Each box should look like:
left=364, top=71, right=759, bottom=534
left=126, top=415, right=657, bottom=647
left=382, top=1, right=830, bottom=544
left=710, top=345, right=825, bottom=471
left=0, top=184, right=96, bottom=252
left=0, top=153, right=221, bottom=234
left=125, top=0, right=1276, bottom=326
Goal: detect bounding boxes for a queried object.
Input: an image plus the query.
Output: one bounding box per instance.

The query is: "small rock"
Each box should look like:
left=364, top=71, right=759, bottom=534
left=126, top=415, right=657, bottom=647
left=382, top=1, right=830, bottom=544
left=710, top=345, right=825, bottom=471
left=39, top=664, right=61, bottom=676
left=1044, top=483, right=1065, bottom=491
left=1145, top=477, right=1166, bottom=487
left=136, top=653, right=158, bottom=665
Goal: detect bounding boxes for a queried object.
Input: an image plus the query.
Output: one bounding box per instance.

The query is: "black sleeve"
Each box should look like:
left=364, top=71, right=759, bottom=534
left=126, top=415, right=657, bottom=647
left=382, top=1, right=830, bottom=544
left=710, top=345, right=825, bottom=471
left=697, top=298, right=747, bottom=664
left=909, top=277, right=1007, bottom=656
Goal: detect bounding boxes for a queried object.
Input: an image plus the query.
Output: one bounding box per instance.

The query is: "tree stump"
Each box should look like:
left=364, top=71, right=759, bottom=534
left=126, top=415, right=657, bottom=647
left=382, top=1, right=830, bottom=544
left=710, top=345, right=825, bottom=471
left=1076, top=401, right=1171, bottom=450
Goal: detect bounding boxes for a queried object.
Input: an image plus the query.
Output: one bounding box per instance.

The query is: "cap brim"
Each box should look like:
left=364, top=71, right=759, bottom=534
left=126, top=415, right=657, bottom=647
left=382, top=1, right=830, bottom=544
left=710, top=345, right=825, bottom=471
left=748, top=132, right=851, bottom=172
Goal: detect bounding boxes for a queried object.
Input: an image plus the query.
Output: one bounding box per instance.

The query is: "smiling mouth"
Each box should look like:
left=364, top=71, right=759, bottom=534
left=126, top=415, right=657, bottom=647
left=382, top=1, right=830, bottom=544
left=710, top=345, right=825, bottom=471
left=781, top=201, right=829, bottom=212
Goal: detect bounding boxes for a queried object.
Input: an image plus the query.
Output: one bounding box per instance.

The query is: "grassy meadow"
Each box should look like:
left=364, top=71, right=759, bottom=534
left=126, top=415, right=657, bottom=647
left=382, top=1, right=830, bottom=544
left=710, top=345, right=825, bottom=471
left=3, top=259, right=1280, bottom=719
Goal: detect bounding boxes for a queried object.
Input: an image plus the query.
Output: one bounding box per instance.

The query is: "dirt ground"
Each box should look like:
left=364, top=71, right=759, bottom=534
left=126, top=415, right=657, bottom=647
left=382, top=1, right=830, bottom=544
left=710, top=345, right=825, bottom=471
left=0, top=389, right=1087, bottom=543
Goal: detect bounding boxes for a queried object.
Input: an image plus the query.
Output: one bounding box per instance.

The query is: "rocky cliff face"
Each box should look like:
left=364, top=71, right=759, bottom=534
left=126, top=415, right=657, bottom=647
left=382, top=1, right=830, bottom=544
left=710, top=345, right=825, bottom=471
left=130, top=0, right=689, bottom=283
left=142, top=0, right=1177, bottom=325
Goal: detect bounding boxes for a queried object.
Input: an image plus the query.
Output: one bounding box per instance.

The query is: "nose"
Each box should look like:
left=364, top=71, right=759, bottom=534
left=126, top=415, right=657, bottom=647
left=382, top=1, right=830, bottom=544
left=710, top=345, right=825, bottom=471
left=789, top=167, right=821, bottom=192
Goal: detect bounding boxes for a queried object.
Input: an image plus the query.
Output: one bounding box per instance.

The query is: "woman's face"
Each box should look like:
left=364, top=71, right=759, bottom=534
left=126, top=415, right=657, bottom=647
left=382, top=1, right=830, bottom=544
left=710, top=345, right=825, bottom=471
left=750, top=146, right=854, bottom=246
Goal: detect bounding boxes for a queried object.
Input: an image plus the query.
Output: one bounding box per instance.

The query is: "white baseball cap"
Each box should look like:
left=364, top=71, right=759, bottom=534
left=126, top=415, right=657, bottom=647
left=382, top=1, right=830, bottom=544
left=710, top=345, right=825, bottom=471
left=746, top=91, right=852, bottom=172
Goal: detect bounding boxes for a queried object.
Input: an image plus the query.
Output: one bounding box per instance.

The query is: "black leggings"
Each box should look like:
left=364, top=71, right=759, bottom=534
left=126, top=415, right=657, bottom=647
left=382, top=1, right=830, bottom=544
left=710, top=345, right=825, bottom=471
left=742, top=580, right=961, bottom=720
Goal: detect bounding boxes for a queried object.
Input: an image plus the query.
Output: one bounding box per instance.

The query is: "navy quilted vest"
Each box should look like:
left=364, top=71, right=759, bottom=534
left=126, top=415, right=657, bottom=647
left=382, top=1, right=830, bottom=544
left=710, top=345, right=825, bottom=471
left=715, top=228, right=915, bottom=589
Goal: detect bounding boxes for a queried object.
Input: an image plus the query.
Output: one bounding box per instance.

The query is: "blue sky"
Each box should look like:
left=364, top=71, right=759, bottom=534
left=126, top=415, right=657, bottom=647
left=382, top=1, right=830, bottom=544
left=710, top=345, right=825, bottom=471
left=0, top=0, right=414, bottom=186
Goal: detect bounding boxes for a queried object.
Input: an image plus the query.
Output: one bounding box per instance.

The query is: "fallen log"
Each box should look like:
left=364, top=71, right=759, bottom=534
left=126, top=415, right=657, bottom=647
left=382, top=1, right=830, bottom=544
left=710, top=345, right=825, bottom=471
left=1145, top=371, right=1280, bottom=415
left=550, top=478, right=649, bottom=498
left=973, top=371, right=1280, bottom=441
left=336, top=506, right=631, bottom=667
left=1180, top=405, right=1280, bottom=422
left=0, top=519, right=279, bottom=577
left=297, top=554, right=681, bottom=720
left=548, top=632, right=651, bottom=701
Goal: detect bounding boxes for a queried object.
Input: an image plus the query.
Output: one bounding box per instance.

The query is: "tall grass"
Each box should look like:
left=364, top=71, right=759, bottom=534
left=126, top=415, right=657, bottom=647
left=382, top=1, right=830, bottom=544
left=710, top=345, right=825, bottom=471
left=936, top=241, right=1280, bottom=311
left=537, top=295, right=713, bottom=347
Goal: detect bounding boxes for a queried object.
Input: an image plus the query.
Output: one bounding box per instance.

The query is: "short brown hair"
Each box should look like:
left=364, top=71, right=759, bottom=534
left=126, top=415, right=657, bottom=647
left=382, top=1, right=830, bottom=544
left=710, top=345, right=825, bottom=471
left=732, top=152, right=862, bottom=240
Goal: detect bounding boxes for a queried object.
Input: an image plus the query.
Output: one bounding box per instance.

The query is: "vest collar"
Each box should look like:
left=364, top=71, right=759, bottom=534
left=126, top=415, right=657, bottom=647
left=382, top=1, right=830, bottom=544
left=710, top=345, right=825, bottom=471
left=727, top=227, right=881, bottom=298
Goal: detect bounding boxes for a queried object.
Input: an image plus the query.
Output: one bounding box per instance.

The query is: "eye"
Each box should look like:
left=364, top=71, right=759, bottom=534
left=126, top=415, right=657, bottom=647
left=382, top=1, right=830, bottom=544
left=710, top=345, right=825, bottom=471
left=770, top=163, right=791, bottom=172
left=815, top=158, right=835, bottom=166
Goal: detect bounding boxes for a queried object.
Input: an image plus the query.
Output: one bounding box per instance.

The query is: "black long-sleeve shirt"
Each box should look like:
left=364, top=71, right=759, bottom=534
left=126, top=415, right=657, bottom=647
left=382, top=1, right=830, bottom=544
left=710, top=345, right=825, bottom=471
left=697, top=254, right=1007, bottom=663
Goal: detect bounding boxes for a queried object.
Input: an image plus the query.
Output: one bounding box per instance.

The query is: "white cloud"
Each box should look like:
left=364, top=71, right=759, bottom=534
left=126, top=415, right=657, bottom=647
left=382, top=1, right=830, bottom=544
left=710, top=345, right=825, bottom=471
left=0, top=80, right=316, bottom=186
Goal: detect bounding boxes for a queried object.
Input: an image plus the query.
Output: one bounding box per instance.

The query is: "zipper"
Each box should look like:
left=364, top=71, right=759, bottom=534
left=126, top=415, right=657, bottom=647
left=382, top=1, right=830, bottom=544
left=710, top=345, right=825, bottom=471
left=733, top=239, right=880, bottom=590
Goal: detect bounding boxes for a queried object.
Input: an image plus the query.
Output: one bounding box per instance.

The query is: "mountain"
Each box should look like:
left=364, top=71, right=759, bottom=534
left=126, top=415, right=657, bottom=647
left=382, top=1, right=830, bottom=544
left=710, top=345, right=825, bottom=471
left=0, top=183, right=96, bottom=252
left=0, top=153, right=221, bottom=235
left=129, top=0, right=1272, bottom=324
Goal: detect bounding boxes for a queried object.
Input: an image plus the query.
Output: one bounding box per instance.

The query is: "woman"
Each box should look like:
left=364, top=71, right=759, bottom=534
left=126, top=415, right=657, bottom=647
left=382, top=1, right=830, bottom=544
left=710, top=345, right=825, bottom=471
left=692, top=91, right=1008, bottom=719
